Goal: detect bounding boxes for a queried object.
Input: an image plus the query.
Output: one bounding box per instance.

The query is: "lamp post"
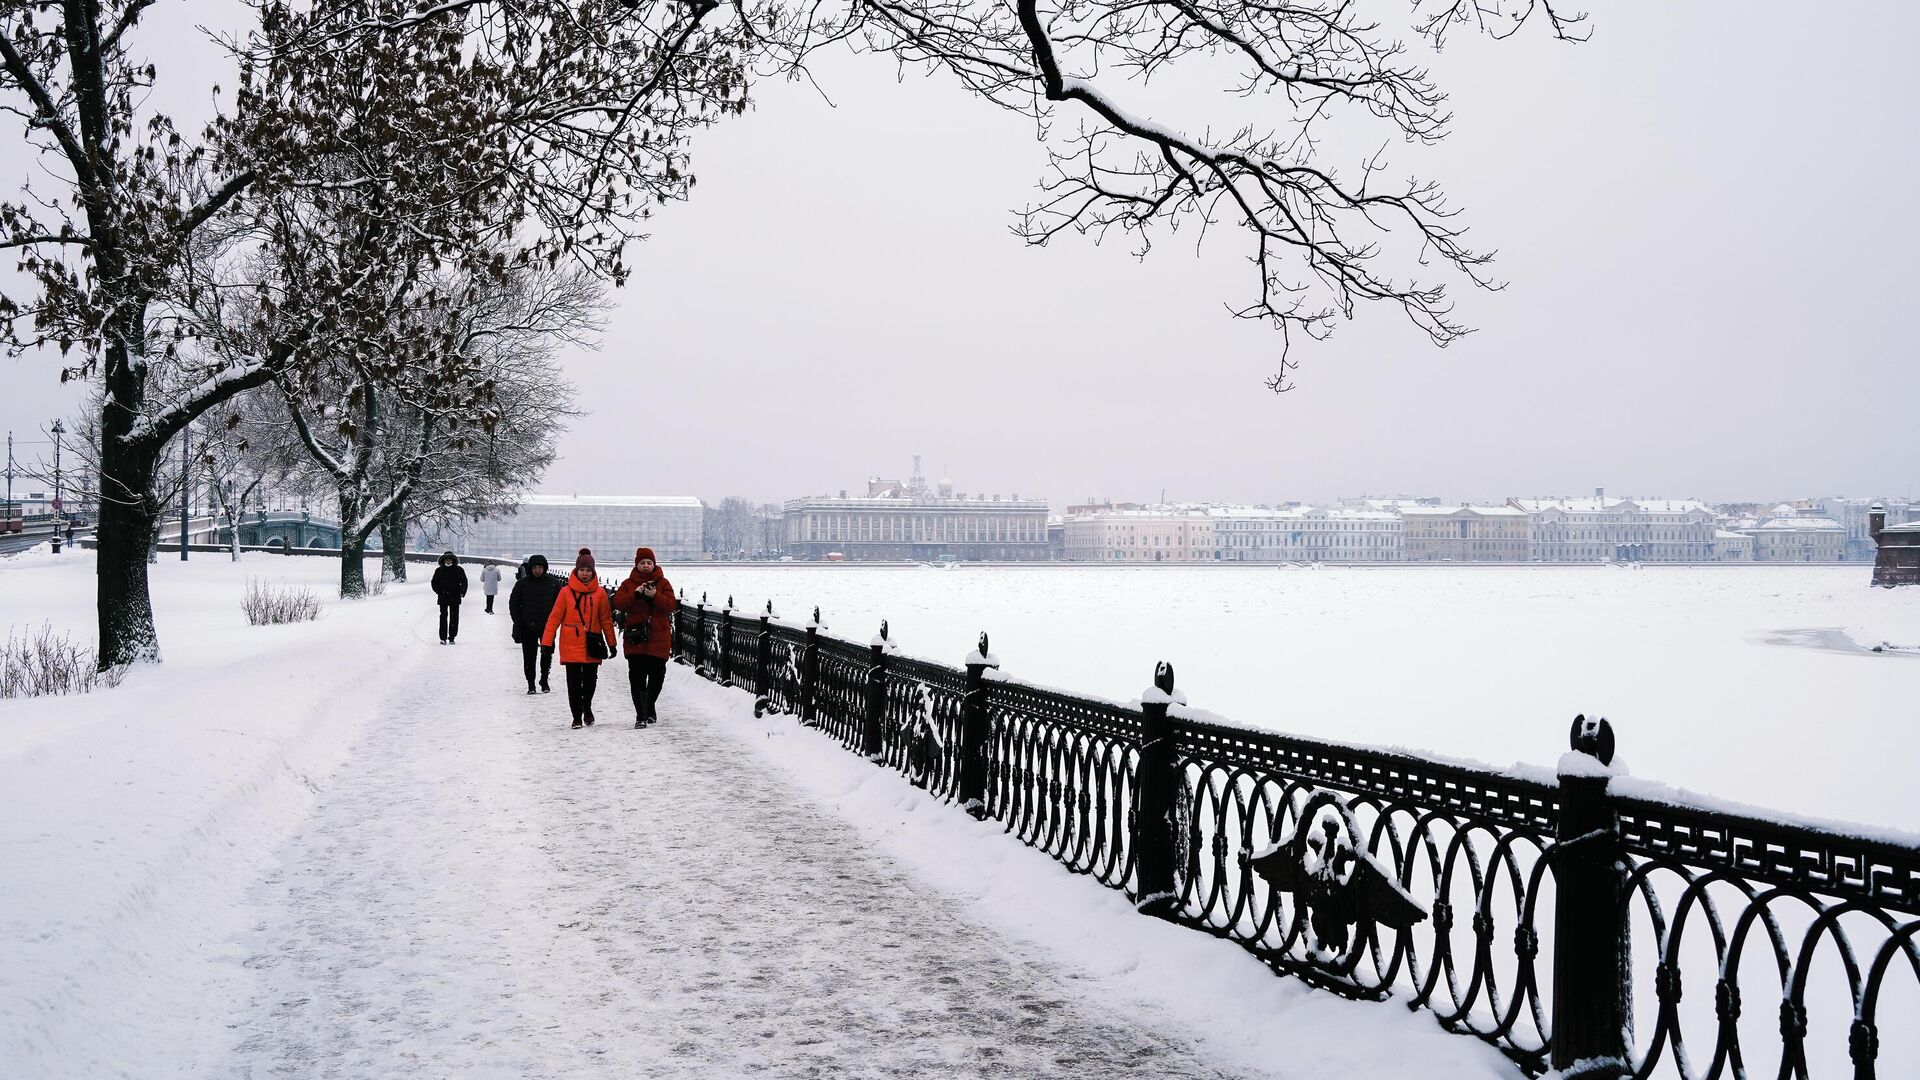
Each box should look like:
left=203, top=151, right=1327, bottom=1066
left=179, top=423, right=191, bottom=561
left=49, top=419, right=65, bottom=554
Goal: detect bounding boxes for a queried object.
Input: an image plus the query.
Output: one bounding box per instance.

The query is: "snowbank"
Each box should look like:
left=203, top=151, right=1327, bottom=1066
left=0, top=551, right=430, bottom=1077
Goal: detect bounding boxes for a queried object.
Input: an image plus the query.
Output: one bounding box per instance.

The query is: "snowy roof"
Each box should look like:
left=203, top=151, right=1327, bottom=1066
left=1510, top=497, right=1708, bottom=515
left=521, top=494, right=703, bottom=508
left=1751, top=516, right=1845, bottom=532
left=1714, top=529, right=1752, bottom=540
left=1879, top=520, right=1920, bottom=534
left=1397, top=505, right=1527, bottom=517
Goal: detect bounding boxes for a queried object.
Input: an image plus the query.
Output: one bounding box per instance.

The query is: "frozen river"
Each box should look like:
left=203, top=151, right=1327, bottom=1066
left=676, top=564, right=1920, bottom=831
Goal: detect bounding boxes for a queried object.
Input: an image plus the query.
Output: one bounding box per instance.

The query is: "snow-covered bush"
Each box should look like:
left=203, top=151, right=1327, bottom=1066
left=242, top=580, right=324, bottom=626
left=0, top=625, right=128, bottom=699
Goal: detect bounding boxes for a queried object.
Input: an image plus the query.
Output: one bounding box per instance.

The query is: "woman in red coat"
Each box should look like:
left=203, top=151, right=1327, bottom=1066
left=542, top=548, right=617, bottom=728
left=612, top=546, right=677, bottom=728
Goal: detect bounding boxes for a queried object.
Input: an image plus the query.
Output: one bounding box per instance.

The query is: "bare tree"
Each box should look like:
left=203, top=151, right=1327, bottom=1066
left=2, top=0, right=745, bottom=665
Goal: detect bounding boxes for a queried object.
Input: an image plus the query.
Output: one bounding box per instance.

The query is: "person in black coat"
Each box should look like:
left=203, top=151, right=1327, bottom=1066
left=507, top=553, right=564, bottom=693
left=430, top=551, right=469, bottom=643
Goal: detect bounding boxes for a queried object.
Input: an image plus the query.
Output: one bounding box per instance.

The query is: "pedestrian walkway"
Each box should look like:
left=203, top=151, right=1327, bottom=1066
left=225, top=615, right=1238, bottom=1078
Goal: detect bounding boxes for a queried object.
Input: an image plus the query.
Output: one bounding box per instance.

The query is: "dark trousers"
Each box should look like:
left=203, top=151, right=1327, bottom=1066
left=438, top=602, right=461, bottom=641
left=627, top=655, right=667, bottom=720
left=521, top=640, right=554, bottom=689
left=563, top=662, right=600, bottom=720
left=484, top=594, right=496, bottom=613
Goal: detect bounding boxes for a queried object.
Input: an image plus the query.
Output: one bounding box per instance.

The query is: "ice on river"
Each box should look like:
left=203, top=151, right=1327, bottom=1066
left=677, top=564, right=1920, bottom=831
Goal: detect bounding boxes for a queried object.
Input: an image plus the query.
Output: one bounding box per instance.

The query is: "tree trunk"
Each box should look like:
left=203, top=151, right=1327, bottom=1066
left=340, top=529, right=369, bottom=598
left=338, top=488, right=370, bottom=598
left=381, top=498, right=408, bottom=582
left=95, top=366, right=164, bottom=668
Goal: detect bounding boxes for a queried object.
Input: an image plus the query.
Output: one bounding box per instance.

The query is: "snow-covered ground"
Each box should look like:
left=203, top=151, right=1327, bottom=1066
left=677, top=564, right=1920, bottom=831
left=1, top=550, right=1520, bottom=1079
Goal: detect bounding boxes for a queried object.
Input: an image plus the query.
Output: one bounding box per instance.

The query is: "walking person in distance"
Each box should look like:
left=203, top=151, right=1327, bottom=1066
left=431, top=551, right=469, bottom=644
left=613, top=547, right=677, bottom=728
left=542, top=548, right=617, bottom=728
left=480, top=563, right=501, bottom=613
left=508, top=553, right=563, bottom=694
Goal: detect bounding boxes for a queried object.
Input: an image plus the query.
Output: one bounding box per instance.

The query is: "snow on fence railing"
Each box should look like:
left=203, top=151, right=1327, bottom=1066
left=671, top=597, right=1920, bottom=1080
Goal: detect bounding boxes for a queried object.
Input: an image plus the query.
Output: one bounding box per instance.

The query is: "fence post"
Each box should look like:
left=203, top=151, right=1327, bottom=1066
left=694, top=594, right=708, bottom=674
left=800, top=607, right=821, bottom=726
left=957, top=631, right=997, bottom=819
left=753, top=600, right=774, bottom=714
left=1550, top=715, right=1631, bottom=1078
left=863, top=620, right=889, bottom=760
left=719, top=595, right=735, bottom=686
left=1132, top=660, right=1182, bottom=916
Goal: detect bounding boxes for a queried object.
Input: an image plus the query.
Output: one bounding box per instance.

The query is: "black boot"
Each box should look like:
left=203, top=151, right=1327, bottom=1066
left=526, top=685, right=538, bottom=695
left=571, top=716, right=583, bottom=729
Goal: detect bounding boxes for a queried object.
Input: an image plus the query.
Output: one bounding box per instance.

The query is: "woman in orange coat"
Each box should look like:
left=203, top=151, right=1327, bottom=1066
left=542, top=548, right=618, bottom=729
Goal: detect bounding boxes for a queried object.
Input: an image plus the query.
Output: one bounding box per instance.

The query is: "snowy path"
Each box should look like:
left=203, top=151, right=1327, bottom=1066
left=225, top=613, right=1234, bottom=1078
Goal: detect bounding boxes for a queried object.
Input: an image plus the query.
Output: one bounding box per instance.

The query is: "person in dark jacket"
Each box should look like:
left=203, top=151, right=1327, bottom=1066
left=430, top=551, right=469, bottom=643
left=612, top=546, right=677, bottom=728
left=508, top=553, right=564, bottom=694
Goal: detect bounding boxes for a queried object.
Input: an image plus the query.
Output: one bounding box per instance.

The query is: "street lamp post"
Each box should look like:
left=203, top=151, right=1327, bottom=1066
left=49, top=419, right=65, bottom=554
left=180, top=424, right=190, bottom=561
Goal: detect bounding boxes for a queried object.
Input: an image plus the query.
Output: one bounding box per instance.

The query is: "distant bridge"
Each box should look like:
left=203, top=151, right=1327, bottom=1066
left=212, top=511, right=344, bottom=550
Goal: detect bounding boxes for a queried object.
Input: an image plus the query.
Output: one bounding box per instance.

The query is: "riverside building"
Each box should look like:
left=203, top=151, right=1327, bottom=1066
left=1509, top=493, right=1717, bottom=562
left=456, top=494, right=704, bottom=562
left=782, top=460, right=1050, bottom=561
left=1399, top=505, right=1529, bottom=562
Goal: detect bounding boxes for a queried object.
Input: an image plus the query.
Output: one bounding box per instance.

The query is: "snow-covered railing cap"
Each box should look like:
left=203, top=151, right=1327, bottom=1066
left=808, top=605, right=823, bottom=630
left=870, top=619, right=898, bottom=651
left=964, top=631, right=999, bottom=669
left=762, top=599, right=777, bottom=619
left=1559, top=713, right=1621, bottom=779
left=1139, top=660, right=1188, bottom=706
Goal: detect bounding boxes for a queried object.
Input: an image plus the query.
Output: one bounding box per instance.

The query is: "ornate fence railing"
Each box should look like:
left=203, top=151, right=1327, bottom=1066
left=670, top=595, right=1920, bottom=1079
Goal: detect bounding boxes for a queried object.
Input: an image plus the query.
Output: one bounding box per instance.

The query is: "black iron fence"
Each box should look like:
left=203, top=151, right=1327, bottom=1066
left=671, top=596, right=1920, bottom=1079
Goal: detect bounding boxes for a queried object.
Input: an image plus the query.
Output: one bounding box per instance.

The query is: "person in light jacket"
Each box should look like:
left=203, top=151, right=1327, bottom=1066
left=430, top=551, right=469, bottom=643
left=541, top=548, right=617, bottom=729
left=612, top=546, right=677, bottom=728
left=480, top=563, right=502, bottom=613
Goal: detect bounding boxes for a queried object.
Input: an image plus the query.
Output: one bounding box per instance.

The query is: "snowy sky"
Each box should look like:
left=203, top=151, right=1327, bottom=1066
left=3, top=1, right=1917, bottom=508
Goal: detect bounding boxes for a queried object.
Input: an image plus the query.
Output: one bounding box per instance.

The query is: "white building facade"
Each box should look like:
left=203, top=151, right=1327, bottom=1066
left=1064, top=508, right=1216, bottom=562
left=1509, top=496, right=1717, bottom=562
left=1746, top=515, right=1848, bottom=562
left=1399, top=505, right=1529, bottom=562
left=456, top=495, right=705, bottom=563
left=1066, top=505, right=1401, bottom=563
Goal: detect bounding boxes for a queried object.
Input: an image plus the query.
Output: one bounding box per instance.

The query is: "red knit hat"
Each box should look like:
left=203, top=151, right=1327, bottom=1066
left=574, top=547, right=595, bottom=571
left=635, top=546, right=657, bottom=564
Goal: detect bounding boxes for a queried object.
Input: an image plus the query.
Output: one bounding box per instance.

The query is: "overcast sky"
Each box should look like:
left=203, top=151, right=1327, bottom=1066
left=4, top=2, right=1917, bottom=508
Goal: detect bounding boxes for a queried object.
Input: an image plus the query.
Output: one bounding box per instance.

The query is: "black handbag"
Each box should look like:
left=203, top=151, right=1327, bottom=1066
left=573, top=589, right=610, bottom=659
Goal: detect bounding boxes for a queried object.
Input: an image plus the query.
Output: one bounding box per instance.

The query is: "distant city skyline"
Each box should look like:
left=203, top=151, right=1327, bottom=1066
left=4, top=3, right=1917, bottom=517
